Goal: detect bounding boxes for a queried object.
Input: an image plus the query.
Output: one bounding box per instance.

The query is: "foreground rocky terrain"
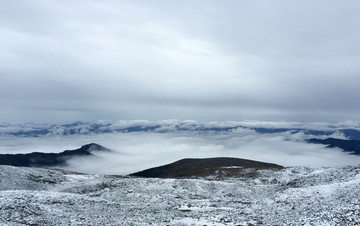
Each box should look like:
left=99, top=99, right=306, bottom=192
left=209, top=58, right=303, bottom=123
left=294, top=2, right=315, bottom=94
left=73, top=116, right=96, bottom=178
left=1, top=164, right=359, bottom=225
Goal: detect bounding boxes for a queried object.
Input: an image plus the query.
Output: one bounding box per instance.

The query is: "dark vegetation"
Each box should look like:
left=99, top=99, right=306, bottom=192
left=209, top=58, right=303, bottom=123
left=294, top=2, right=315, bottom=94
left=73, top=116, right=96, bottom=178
left=0, top=143, right=110, bottom=167
left=130, top=157, right=283, bottom=178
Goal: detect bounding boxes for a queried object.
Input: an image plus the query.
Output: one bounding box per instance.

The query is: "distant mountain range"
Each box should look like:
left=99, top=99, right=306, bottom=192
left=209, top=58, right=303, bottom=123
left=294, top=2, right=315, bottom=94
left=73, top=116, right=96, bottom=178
left=130, top=157, right=283, bottom=178
left=1, top=120, right=360, bottom=139
left=0, top=143, right=110, bottom=167
left=307, top=138, right=360, bottom=155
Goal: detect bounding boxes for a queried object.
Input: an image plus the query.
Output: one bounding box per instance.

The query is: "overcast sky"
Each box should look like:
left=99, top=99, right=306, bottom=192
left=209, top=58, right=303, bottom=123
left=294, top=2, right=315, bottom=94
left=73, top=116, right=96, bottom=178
left=1, top=0, right=360, bottom=123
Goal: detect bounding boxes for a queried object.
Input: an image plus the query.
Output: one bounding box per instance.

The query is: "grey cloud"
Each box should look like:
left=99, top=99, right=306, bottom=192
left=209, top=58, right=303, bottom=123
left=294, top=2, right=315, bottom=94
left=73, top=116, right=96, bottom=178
left=1, top=0, right=360, bottom=122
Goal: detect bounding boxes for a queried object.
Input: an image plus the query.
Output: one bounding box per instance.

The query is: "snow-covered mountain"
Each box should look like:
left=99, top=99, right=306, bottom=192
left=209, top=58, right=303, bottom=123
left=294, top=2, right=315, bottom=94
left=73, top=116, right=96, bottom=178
left=1, top=120, right=359, bottom=224
left=1, top=164, right=359, bottom=225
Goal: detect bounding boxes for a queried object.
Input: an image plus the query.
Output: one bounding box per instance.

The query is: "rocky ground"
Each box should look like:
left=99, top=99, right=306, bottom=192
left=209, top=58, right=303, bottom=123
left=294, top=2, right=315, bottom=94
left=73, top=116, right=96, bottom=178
left=0, top=165, right=359, bottom=225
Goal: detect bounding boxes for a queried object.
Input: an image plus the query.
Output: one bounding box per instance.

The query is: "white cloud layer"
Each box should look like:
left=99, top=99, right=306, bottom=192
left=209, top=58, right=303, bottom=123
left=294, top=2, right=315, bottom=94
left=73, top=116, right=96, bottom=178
left=0, top=130, right=358, bottom=175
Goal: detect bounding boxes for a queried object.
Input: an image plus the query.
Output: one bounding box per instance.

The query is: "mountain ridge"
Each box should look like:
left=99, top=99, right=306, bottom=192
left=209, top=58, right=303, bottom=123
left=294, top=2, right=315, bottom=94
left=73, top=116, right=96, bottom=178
left=0, top=143, right=110, bottom=167
left=130, top=157, right=284, bottom=178
left=307, top=138, right=360, bottom=155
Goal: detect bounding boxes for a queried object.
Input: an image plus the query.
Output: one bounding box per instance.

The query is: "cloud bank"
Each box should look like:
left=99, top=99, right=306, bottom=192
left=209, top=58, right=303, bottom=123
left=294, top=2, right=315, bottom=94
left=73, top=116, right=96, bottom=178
left=0, top=130, right=358, bottom=175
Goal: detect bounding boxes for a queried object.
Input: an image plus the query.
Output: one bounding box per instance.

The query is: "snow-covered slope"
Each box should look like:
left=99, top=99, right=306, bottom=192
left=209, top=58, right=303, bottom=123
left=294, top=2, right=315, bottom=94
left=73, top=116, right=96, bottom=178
left=1, top=165, right=359, bottom=225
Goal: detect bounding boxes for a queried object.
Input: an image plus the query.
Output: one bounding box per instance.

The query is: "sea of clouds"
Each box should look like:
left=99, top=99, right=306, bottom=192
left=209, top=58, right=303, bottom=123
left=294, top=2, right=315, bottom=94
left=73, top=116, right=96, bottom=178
left=0, top=121, right=359, bottom=175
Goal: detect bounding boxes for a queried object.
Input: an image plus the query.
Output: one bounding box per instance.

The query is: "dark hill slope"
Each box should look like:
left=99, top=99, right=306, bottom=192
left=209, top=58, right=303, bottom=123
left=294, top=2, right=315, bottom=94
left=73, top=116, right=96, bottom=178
left=0, top=143, right=110, bottom=167
left=130, top=157, right=283, bottom=178
left=307, top=138, right=360, bottom=155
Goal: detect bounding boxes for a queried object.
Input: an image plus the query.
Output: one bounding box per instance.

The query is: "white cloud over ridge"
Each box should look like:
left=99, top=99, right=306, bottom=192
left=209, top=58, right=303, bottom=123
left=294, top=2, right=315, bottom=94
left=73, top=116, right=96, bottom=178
left=1, top=120, right=360, bottom=138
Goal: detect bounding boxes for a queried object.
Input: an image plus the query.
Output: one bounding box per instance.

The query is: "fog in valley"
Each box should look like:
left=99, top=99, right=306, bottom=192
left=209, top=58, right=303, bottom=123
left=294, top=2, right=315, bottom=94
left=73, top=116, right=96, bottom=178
left=0, top=129, right=358, bottom=175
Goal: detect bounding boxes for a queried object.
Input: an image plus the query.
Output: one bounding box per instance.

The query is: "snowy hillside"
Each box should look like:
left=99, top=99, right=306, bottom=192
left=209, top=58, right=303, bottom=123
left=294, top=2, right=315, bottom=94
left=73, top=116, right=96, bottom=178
left=1, top=165, right=359, bottom=225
